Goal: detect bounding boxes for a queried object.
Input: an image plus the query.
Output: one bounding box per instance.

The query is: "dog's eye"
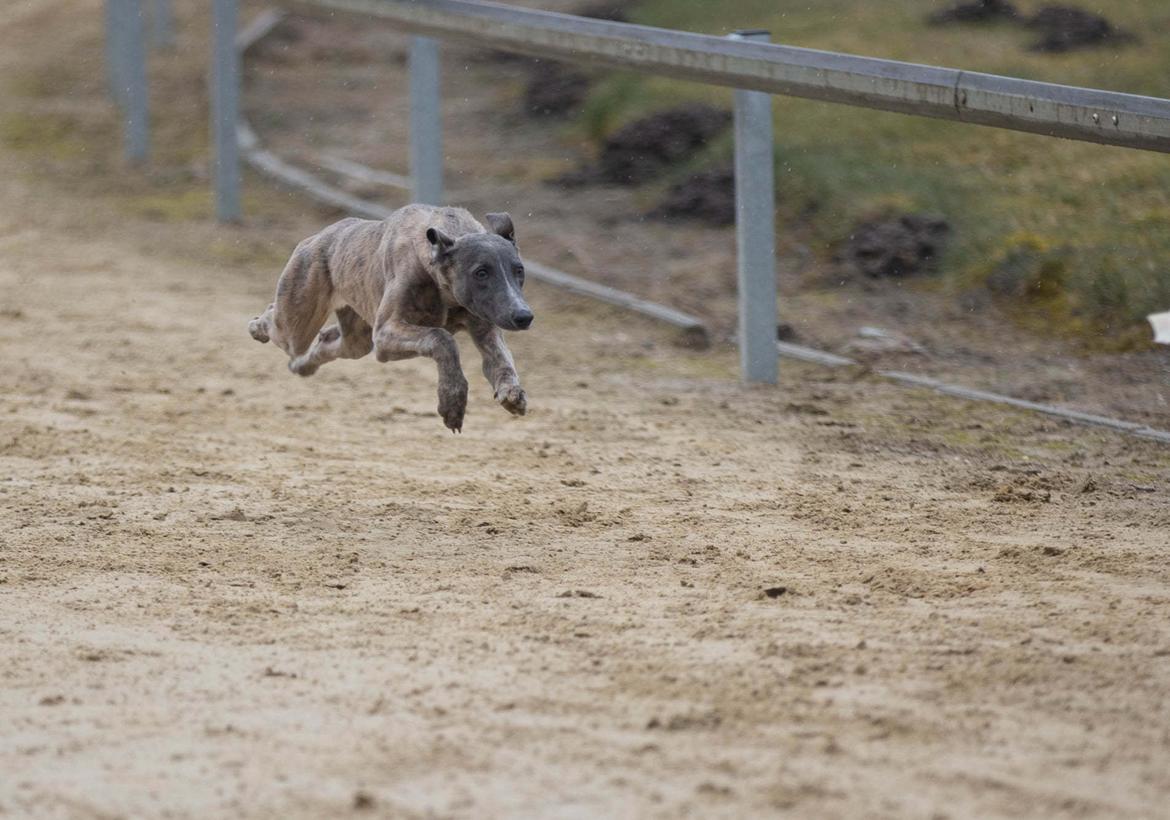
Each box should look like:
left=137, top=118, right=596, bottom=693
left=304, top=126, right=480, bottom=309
left=474, top=267, right=490, bottom=281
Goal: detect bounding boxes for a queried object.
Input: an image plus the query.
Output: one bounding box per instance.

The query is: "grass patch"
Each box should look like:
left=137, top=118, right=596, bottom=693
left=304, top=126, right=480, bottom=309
left=0, top=111, right=92, bottom=161
left=122, top=188, right=213, bottom=223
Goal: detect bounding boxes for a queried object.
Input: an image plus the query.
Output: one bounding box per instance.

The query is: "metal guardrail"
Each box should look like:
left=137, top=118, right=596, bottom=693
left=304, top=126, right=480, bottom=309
left=303, top=0, right=1170, bottom=154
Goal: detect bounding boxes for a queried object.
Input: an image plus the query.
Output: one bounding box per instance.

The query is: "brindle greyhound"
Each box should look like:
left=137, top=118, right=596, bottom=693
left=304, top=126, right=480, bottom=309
left=248, top=204, right=532, bottom=432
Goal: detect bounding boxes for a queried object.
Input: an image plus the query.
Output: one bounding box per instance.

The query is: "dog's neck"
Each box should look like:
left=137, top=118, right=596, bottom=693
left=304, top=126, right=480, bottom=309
left=426, top=260, right=461, bottom=309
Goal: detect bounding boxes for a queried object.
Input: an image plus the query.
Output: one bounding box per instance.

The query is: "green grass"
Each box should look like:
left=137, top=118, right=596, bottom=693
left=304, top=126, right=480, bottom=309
left=0, top=111, right=92, bottom=161
left=571, top=0, right=1170, bottom=347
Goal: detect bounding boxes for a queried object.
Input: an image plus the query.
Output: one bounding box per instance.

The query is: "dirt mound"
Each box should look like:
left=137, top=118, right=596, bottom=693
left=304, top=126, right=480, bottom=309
left=928, top=0, right=1019, bottom=25
left=927, top=3, right=1133, bottom=54
left=648, top=166, right=736, bottom=226
left=523, top=61, right=590, bottom=117
left=559, top=104, right=730, bottom=187
left=550, top=104, right=732, bottom=187
left=1026, top=5, right=1133, bottom=53
left=836, top=213, right=951, bottom=279
left=575, top=1, right=633, bottom=23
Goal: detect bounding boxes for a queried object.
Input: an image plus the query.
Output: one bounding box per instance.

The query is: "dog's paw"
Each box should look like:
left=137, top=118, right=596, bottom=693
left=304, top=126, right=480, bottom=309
left=438, top=376, right=469, bottom=433
left=288, top=357, right=319, bottom=378
left=495, top=384, right=527, bottom=416
left=248, top=316, right=270, bottom=343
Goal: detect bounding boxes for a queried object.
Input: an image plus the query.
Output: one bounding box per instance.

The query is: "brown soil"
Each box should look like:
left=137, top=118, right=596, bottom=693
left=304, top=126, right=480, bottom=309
left=835, top=213, right=952, bottom=280
left=560, top=104, right=732, bottom=186
left=648, top=166, right=736, bottom=226
left=3, top=3, right=1170, bottom=818
left=928, top=0, right=1020, bottom=25
left=1026, top=5, right=1134, bottom=53
left=523, top=60, right=591, bottom=118
left=927, top=1, right=1133, bottom=53
left=573, top=0, right=634, bottom=24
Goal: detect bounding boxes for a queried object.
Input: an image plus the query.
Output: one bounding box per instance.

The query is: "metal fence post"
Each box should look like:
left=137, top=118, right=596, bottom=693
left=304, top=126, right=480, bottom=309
left=122, top=0, right=150, bottom=164
left=211, top=0, right=241, bottom=222
left=104, top=0, right=125, bottom=105
left=152, top=0, right=174, bottom=49
left=409, top=36, right=443, bottom=205
left=730, top=29, right=778, bottom=385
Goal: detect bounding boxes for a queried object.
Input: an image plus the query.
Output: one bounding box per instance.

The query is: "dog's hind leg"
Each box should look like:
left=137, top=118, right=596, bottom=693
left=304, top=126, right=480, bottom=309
left=258, top=247, right=334, bottom=367
left=289, top=306, right=374, bottom=377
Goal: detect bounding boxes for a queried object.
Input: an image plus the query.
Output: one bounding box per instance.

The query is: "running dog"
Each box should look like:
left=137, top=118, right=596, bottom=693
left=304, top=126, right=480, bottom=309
left=248, top=205, right=532, bottom=432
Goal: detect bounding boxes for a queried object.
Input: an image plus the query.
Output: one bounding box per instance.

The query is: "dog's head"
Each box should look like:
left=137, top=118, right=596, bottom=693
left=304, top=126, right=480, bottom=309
left=426, top=213, right=533, bottom=331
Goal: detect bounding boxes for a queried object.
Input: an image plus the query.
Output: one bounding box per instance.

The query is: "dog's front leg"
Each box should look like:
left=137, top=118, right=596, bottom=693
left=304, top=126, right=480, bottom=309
left=469, top=317, right=526, bottom=417
left=374, top=320, right=467, bottom=432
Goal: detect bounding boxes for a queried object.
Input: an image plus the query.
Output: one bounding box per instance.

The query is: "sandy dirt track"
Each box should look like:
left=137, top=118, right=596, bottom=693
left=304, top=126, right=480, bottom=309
left=4, top=3, right=1170, bottom=818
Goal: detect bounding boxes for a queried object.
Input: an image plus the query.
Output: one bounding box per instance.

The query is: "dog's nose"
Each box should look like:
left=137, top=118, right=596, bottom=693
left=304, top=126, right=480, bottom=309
left=512, top=310, right=534, bottom=330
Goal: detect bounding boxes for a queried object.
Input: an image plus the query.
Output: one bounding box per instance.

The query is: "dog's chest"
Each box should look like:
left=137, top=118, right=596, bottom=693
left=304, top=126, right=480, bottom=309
left=402, top=280, right=449, bottom=328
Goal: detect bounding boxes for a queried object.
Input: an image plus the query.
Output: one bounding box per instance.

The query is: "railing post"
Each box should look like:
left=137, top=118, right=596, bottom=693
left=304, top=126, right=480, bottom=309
left=105, top=0, right=125, bottom=105
left=409, top=36, right=443, bottom=205
left=152, top=0, right=174, bottom=49
left=730, top=29, right=778, bottom=385
left=211, top=0, right=241, bottom=222
left=122, top=0, right=150, bottom=164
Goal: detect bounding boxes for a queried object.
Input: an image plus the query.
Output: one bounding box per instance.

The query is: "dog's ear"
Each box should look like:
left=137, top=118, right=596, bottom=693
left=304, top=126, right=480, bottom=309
left=485, top=212, right=516, bottom=245
left=426, top=227, right=456, bottom=262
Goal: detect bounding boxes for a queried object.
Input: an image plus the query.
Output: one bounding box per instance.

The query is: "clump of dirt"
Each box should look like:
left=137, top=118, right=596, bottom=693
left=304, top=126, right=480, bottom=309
left=926, top=3, right=1133, bottom=54
left=992, top=483, right=1052, bottom=503
left=647, top=711, right=723, bottom=731
left=575, top=1, right=633, bottom=23
left=523, top=61, right=591, bottom=118
left=836, top=213, right=951, bottom=279
left=928, top=0, right=1019, bottom=25
left=647, top=166, right=736, bottom=226
left=558, top=105, right=732, bottom=187
left=600, top=105, right=731, bottom=185
left=1026, top=5, right=1133, bottom=53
